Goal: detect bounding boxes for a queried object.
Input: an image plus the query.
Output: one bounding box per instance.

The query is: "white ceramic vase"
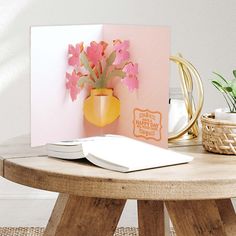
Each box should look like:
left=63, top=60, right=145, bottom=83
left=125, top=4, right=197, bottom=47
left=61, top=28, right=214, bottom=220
left=215, top=108, right=236, bottom=122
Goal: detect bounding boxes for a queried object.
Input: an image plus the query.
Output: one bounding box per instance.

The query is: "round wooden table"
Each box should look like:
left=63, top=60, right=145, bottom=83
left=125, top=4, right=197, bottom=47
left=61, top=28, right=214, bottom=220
left=1, top=136, right=236, bottom=236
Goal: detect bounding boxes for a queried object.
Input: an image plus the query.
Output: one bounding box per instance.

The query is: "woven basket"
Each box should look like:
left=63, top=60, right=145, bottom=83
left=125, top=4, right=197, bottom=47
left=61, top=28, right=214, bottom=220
left=201, top=113, right=236, bottom=154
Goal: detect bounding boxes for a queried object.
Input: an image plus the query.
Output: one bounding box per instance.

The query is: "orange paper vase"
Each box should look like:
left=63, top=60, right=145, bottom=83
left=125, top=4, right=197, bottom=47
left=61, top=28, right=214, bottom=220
left=83, top=88, right=120, bottom=127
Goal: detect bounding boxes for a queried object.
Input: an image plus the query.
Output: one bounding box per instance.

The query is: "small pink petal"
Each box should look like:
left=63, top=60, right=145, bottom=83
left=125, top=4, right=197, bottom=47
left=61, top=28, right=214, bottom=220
left=68, top=44, right=75, bottom=54
left=68, top=56, right=80, bottom=66
left=114, top=40, right=129, bottom=51
left=65, top=79, right=71, bottom=89
left=114, top=51, right=130, bottom=65
left=68, top=43, right=82, bottom=55
left=75, top=43, right=82, bottom=54
left=123, top=75, right=139, bottom=92
left=66, top=72, right=70, bottom=79
left=67, top=43, right=83, bottom=66
left=70, top=87, right=80, bottom=101
left=86, top=41, right=103, bottom=65
left=113, top=40, right=130, bottom=65
left=65, top=71, right=80, bottom=101
left=123, top=63, right=138, bottom=75
left=122, top=40, right=129, bottom=50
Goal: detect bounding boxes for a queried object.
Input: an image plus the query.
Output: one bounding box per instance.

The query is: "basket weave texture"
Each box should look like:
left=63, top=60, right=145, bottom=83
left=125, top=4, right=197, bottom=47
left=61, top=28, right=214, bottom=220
left=201, top=113, right=236, bottom=154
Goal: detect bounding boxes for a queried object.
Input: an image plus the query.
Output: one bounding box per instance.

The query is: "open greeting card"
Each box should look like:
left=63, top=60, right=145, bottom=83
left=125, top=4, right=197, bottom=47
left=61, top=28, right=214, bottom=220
left=31, top=24, right=170, bottom=147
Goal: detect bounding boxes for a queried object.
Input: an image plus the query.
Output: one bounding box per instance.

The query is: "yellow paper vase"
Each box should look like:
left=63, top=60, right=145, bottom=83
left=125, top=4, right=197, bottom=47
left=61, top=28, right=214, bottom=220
left=83, top=88, right=120, bottom=127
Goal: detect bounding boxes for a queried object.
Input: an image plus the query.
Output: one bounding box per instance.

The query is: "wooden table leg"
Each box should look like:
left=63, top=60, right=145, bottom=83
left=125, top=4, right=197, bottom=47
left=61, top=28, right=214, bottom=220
left=138, top=200, right=165, bottom=236
left=215, top=199, right=236, bottom=235
left=44, top=193, right=126, bottom=236
left=166, top=199, right=236, bottom=236
left=164, top=205, right=171, bottom=236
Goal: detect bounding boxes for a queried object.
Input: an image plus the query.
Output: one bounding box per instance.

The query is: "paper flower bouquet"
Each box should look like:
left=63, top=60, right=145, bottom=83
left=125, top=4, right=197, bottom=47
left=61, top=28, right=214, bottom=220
left=65, top=40, right=138, bottom=127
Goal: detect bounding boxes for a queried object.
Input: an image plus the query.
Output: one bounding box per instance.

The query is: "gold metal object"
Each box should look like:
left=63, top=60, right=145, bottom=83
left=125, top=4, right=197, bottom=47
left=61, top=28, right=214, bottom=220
left=168, top=55, right=204, bottom=141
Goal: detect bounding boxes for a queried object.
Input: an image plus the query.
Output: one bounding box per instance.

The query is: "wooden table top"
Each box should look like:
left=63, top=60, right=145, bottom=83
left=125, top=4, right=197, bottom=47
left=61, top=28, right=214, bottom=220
left=1, top=136, right=236, bottom=200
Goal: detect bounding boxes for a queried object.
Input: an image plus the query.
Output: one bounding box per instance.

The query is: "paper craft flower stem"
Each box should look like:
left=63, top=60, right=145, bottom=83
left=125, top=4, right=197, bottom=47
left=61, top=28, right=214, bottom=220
left=66, top=40, right=138, bottom=127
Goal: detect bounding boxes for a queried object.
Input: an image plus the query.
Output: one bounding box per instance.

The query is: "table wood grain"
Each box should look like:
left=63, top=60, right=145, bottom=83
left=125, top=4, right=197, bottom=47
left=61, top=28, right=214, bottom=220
left=44, top=194, right=126, bottom=236
left=2, top=145, right=236, bottom=200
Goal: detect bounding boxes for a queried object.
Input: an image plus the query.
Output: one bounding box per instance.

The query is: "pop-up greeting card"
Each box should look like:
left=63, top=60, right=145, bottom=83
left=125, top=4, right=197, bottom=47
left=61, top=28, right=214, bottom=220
left=31, top=25, right=170, bottom=147
left=66, top=39, right=138, bottom=127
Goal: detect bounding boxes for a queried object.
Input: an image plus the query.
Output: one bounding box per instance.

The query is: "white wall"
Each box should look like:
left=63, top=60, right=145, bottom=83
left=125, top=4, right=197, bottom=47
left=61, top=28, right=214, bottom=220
left=0, top=0, right=235, bottom=226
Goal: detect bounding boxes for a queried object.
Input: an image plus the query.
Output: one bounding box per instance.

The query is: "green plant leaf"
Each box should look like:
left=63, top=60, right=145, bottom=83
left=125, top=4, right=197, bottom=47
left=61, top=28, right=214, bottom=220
left=77, top=76, right=94, bottom=87
left=212, top=81, right=234, bottom=112
left=80, top=52, right=98, bottom=82
left=231, top=79, right=236, bottom=97
left=213, top=72, right=229, bottom=85
left=106, top=51, right=116, bottom=66
left=97, top=62, right=102, bottom=78
left=107, top=70, right=126, bottom=80
left=233, top=70, right=236, bottom=79
left=211, top=80, right=224, bottom=92
left=98, top=51, right=117, bottom=88
left=224, top=86, right=233, bottom=92
left=103, top=69, right=126, bottom=87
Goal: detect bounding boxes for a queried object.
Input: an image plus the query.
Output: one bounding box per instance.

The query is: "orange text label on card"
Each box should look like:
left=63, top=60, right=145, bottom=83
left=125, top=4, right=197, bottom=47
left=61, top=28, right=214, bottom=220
left=133, top=108, right=162, bottom=142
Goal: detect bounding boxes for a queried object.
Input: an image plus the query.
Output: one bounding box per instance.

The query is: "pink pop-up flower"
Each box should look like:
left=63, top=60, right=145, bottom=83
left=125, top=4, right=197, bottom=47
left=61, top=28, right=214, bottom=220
left=68, top=43, right=83, bottom=66
left=113, top=40, right=130, bottom=65
left=66, top=71, right=81, bottom=101
left=86, top=41, right=104, bottom=66
left=122, top=63, right=138, bottom=92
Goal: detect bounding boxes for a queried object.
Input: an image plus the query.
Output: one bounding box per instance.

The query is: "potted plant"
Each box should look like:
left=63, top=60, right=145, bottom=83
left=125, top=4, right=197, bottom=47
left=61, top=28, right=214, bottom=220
left=201, top=69, right=236, bottom=155
left=65, top=40, right=138, bottom=127
left=211, top=70, right=236, bottom=121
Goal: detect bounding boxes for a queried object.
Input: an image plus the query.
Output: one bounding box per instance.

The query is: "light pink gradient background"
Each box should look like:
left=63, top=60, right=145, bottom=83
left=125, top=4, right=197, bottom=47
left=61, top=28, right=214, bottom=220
left=31, top=25, right=170, bottom=147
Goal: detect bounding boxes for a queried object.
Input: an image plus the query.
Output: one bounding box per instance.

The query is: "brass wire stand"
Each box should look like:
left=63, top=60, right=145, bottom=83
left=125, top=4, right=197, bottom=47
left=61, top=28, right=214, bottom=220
left=168, top=55, right=204, bottom=141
